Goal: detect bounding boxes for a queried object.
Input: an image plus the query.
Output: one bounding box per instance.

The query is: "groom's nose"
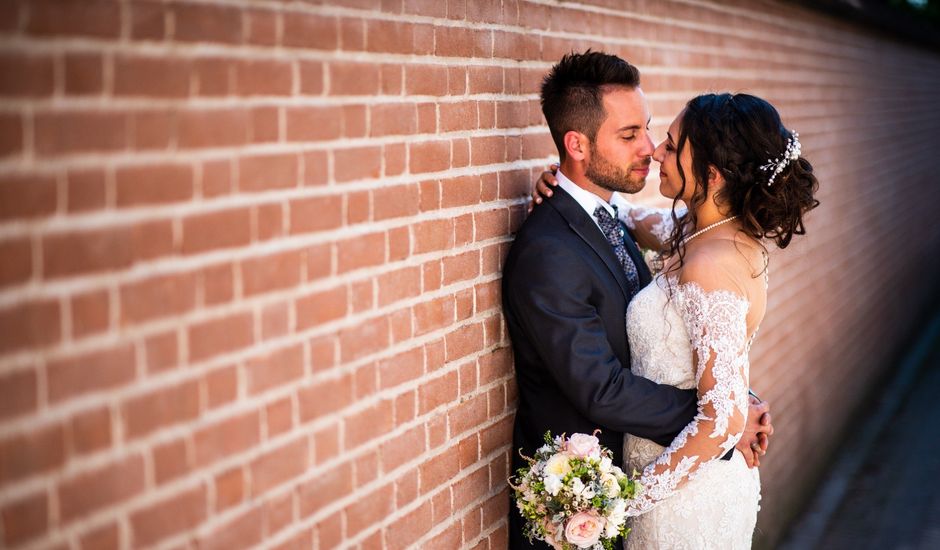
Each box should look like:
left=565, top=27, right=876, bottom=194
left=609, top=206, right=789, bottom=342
left=637, top=132, right=655, bottom=158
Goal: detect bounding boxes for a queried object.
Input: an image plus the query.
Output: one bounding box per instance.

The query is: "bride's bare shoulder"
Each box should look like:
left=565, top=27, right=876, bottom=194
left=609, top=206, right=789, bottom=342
left=678, top=237, right=765, bottom=293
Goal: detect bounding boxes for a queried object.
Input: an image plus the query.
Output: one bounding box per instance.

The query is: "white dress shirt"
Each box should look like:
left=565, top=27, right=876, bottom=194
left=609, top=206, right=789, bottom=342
left=554, top=169, right=631, bottom=230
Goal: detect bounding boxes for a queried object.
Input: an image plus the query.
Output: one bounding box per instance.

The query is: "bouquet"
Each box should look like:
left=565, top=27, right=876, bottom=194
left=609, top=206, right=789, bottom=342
left=510, top=431, right=639, bottom=550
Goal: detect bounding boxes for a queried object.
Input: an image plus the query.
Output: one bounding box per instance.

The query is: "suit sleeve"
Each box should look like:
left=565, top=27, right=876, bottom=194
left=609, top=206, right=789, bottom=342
left=504, top=236, right=696, bottom=445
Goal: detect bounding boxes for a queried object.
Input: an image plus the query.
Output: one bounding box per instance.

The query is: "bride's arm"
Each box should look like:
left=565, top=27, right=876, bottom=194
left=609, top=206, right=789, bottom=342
left=623, top=255, right=751, bottom=516
left=531, top=167, right=684, bottom=252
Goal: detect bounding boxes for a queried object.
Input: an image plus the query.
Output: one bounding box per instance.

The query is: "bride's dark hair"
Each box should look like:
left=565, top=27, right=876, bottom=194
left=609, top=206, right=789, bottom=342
left=665, top=93, right=820, bottom=272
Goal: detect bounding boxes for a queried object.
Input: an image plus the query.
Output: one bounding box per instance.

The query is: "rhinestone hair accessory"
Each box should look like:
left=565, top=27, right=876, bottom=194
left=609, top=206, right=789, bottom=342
left=760, top=131, right=801, bottom=187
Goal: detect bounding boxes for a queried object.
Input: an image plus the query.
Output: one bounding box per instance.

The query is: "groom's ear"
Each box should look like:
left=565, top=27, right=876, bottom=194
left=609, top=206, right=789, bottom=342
left=563, top=131, right=589, bottom=161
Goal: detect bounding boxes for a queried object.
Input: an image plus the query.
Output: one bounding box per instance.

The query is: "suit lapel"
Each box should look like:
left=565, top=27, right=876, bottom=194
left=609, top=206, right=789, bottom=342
left=546, top=187, right=632, bottom=300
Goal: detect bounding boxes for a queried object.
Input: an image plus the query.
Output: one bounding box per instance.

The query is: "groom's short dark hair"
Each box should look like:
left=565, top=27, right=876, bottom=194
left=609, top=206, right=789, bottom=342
left=540, top=50, right=641, bottom=161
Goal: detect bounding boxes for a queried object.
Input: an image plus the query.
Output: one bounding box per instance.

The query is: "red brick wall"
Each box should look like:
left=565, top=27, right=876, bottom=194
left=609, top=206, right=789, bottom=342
left=1, top=1, right=939, bottom=548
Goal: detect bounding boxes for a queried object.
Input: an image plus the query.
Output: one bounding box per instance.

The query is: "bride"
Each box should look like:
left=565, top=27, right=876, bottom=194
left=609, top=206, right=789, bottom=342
left=533, top=93, right=819, bottom=548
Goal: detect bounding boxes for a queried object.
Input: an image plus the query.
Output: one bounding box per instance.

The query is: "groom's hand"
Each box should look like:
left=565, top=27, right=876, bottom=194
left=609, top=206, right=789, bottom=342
left=735, top=396, right=773, bottom=468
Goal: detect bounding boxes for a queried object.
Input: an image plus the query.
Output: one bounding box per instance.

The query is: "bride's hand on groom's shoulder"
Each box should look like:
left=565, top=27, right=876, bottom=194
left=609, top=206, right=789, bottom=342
left=736, top=396, right=774, bottom=468
left=527, top=163, right=560, bottom=213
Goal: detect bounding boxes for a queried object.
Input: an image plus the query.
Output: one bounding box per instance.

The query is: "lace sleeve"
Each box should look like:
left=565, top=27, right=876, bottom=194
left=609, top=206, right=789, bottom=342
left=623, top=278, right=751, bottom=517
left=618, top=205, right=687, bottom=251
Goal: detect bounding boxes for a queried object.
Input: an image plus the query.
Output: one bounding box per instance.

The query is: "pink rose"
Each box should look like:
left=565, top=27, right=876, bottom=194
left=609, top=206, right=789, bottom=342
left=564, top=511, right=606, bottom=548
left=566, top=433, right=601, bottom=459
left=542, top=518, right=564, bottom=550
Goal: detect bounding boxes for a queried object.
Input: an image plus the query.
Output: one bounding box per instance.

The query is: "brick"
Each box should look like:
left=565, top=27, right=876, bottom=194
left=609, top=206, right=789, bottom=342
left=245, top=344, right=304, bottom=395
left=1, top=492, right=48, bottom=546
left=0, top=237, right=31, bottom=288
left=116, top=163, right=193, bottom=206
left=388, top=226, right=411, bottom=262
left=241, top=250, right=302, bottom=297
left=298, top=374, right=354, bottom=423
left=43, top=227, right=132, bottom=279
left=214, top=467, right=245, bottom=512
left=178, top=108, right=250, bottom=148
left=380, top=424, right=426, bottom=473
left=404, top=64, right=447, bottom=96
left=334, top=145, right=382, bottom=183
left=409, top=140, right=450, bottom=174
left=200, top=159, right=232, bottom=197
left=130, top=109, right=174, bottom=150
left=182, top=208, right=251, bottom=255
left=449, top=393, right=488, bottom=435
left=0, top=53, right=53, bottom=97
left=298, top=461, right=352, bottom=518
left=199, top=506, right=263, bottom=550
left=328, top=60, right=381, bottom=96
left=286, top=106, right=341, bottom=141
left=58, top=455, right=145, bottom=522
left=193, top=57, right=232, bottom=96
left=153, top=438, right=190, bottom=485
left=261, top=300, right=290, bottom=340
left=34, top=111, right=125, bottom=155
left=386, top=500, right=433, bottom=547
left=114, top=55, right=189, bottom=97
left=187, top=312, right=253, bottom=362
left=265, top=396, right=294, bottom=438
left=26, top=0, right=119, bottom=38
left=313, top=423, right=340, bottom=464
left=443, top=250, right=480, bottom=285
left=393, top=468, right=419, bottom=510
left=0, top=173, right=56, bottom=221
left=417, top=102, right=437, bottom=133
left=172, top=2, right=243, bottom=44
left=0, top=368, right=37, bottom=421
left=338, top=315, right=390, bottom=363
left=299, top=60, right=324, bottom=95
left=282, top=13, right=337, bottom=49
left=47, top=344, right=136, bottom=404
left=200, top=262, right=235, bottom=306
left=445, top=322, right=484, bottom=362
left=239, top=153, right=298, bottom=192
left=419, top=446, right=460, bottom=494
left=60, top=52, right=103, bottom=95
left=129, top=0, right=165, bottom=39
left=205, top=365, right=238, bottom=409
left=370, top=103, right=418, bottom=137
left=251, top=106, right=280, bottom=143
left=120, top=272, right=198, bottom=324
left=247, top=9, right=279, bottom=46
left=122, top=380, right=200, bottom=440
left=250, top=437, right=308, bottom=496
left=255, top=201, right=284, bottom=240
left=366, top=19, right=414, bottom=54
left=235, top=59, right=293, bottom=96
left=414, top=295, right=454, bottom=336
left=377, top=266, right=421, bottom=307
left=68, top=406, right=111, bottom=456
left=0, top=423, right=64, bottom=486
left=194, top=412, right=261, bottom=467
left=345, top=483, right=393, bottom=538
left=0, top=299, right=60, bottom=354
left=79, top=522, right=119, bottom=550
left=373, top=183, right=420, bottom=221
left=336, top=231, right=385, bottom=273
left=295, top=285, right=346, bottom=329
left=65, top=168, right=106, bottom=212
left=130, top=485, right=207, bottom=547
left=419, top=370, right=458, bottom=416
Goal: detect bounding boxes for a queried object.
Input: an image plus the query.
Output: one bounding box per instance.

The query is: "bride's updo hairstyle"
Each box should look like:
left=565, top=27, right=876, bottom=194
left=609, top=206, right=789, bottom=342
left=666, top=93, right=819, bottom=267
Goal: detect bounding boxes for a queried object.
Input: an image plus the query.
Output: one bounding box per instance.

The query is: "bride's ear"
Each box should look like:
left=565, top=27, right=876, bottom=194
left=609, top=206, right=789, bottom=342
left=707, top=165, right=725, bottom=189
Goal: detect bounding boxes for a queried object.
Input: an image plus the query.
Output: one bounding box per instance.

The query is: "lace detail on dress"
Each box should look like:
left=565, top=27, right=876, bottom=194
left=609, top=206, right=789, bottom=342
left=622, top=276, right=752, bottom=518
left=617, top=205, right=686, bottom=248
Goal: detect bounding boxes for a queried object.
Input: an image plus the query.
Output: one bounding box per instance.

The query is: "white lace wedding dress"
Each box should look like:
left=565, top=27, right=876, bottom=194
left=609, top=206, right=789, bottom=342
left=620, top=271, right=762, bottom=549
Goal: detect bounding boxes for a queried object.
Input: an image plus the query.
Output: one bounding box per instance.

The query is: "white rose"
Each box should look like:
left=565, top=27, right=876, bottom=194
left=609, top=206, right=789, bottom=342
left=600, top=473, right=620, bottom=498
left=544, top=474, right=563, bottom=496
left=545, top=453, right=573, bottom=477
left=599, top=456, right=613, bottom=473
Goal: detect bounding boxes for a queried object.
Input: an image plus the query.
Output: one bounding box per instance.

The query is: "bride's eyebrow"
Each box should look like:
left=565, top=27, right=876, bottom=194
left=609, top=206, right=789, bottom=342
left=666, top=131, right=675, bottom=144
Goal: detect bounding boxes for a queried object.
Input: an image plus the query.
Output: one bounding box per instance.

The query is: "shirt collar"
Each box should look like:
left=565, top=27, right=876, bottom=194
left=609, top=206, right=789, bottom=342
left=555, top=169, right=618, bottom=219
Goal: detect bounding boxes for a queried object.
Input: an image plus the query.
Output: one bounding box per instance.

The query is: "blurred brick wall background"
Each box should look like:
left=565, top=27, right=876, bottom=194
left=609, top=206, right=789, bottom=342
left=1, top=0, right=939, bottom=548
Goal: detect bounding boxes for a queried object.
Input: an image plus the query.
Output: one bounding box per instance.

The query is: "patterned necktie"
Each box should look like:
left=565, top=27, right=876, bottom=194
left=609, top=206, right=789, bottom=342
left=594, top=205, right=641, bottom=297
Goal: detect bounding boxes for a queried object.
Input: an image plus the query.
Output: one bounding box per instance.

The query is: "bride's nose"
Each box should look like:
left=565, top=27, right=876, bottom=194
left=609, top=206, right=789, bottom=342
left=652, top=141, right=666, bottom=162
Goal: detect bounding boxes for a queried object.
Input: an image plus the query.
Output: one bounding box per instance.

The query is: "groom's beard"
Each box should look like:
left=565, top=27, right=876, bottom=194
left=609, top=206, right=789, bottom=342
left=585, top=145, right=649, bottom=195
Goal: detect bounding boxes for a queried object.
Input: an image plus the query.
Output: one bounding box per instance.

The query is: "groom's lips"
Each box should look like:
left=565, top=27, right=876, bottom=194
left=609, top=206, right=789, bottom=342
left=633, top=166, right=650, bottom=177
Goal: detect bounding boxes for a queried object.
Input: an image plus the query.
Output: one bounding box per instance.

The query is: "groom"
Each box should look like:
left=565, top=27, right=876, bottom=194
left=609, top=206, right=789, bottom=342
left=502, top=51, right=772, bottom=548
